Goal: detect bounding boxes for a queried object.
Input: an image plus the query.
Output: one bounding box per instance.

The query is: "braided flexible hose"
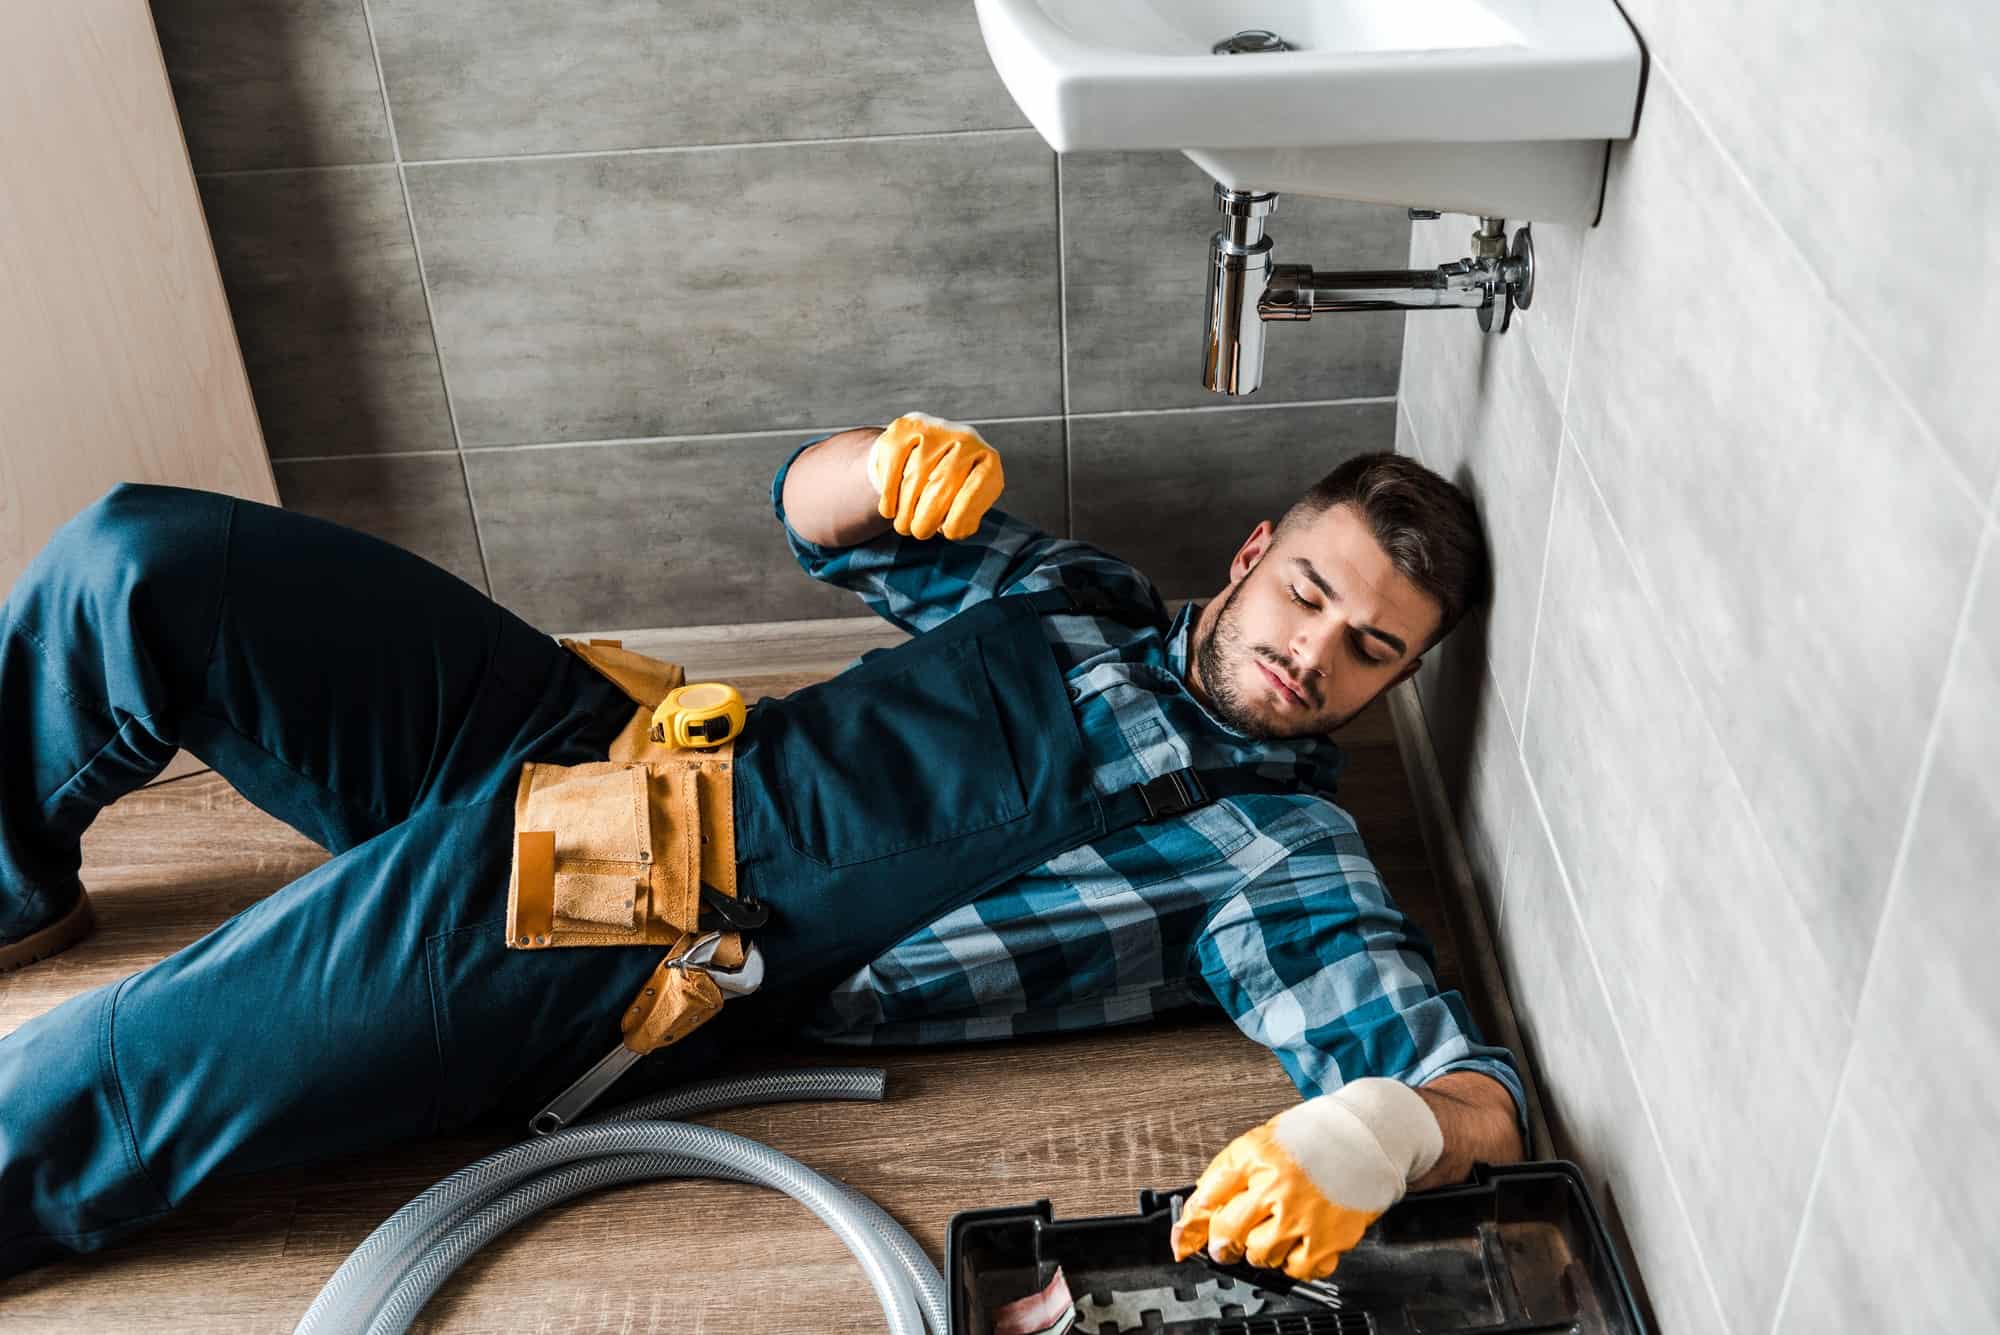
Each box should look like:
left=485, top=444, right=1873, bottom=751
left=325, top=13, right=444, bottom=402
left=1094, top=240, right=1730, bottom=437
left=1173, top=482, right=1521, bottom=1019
left=294, top=1068, right=932, bottom=1335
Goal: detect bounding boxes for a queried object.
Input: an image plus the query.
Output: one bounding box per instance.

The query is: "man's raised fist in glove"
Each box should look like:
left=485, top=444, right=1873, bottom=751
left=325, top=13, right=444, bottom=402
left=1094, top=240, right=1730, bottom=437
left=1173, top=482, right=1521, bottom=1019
left=869, top=412, right=1005, bottom=541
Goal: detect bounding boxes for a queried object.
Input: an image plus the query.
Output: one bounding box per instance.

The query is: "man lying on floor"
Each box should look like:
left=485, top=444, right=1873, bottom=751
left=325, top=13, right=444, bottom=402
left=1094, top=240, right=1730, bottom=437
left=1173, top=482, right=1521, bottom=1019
left=0, top=413, right=1523, bottom=1283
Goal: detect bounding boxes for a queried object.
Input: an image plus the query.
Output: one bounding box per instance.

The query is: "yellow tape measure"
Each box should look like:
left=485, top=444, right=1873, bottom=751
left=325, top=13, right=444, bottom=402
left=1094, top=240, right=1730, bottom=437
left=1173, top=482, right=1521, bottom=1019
left=649, top=682, right=746, bottom=750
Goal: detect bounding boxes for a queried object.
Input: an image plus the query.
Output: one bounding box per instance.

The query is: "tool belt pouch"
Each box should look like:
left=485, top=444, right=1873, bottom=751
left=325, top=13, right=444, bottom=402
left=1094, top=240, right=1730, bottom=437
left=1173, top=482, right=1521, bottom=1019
left=506, top=639, right=740, bottom=951
left=618, top=930, right=747, bottom=1054
left=501, top=638, right=747, bottom=1056
left=508, top=758, right=701, bottom=948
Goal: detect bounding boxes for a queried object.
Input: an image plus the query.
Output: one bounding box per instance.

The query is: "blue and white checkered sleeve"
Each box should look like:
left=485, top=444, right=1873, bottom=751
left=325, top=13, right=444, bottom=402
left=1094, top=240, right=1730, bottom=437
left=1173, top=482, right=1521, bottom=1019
left=1191, top=821, right=1529, bottom=1140
left=771, top=433, right=1164, bottom=636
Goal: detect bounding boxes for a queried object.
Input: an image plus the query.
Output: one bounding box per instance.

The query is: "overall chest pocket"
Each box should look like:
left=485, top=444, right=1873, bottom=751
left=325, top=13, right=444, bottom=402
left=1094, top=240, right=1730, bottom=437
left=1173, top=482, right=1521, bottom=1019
left=772, top=634, right=1030, bottom=866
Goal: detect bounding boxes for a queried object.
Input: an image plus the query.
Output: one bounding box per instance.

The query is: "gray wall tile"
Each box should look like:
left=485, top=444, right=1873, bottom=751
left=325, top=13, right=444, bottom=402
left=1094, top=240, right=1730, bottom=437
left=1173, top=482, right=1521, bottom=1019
left=407, top=134, right=1061, bottom=448
left=368, top=0, right=1027, bottom=161
left=1563, top=78, right=1985, bottom=991
left=467, top=422, right=1066, bottom=631
left=1495, top=779, right=1733, bottom=1335
left=272, top=453, right=486, bottom=591
left=1067, top=402, right=1395, bottom=600
left=1523, top=442, right=1847, bottom=1330
left=1397, top=277, right=1560, bottom=728
left=1610, top=0, right=2000, bottom=497
left=1061, top=153, right=1407, bottom=413
left=154, top=0, right=392, bottom=172
left=1776, top=536, right=2000, bottom=1333
left=200, top=167, right=455, bottom=459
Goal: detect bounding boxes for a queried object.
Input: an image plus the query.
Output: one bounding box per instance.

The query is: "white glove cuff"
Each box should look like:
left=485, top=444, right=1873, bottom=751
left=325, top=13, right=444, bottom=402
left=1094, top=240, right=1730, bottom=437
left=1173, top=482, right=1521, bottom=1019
left=1271, top=1079, right=1445, bottom=1210
left=897, top=410, right=973, bottom=432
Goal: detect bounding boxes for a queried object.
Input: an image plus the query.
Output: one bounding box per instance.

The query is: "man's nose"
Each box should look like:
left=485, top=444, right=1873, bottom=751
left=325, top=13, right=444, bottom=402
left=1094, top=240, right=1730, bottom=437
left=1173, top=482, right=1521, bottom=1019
left=1289, top=617, right=1341, bottom=680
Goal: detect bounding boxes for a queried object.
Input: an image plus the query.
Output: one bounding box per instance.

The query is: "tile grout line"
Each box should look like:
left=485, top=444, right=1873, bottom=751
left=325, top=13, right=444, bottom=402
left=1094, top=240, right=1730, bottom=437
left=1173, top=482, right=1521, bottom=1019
left=1516, top=195, right=1595, bottom=767
left=1565, top=439, right=1853, bottom=1019
left=266, top=397, right=1404, bottom=464
left=1483, top=634, right=1523, bottom=941
left=1562, top=439, right=1885, bottom=1331
left=1054, top=151, right=1074, bottom=536
left=1512, top=435, right=1565, bottom=768
left=356, top=0, right=494, bottom=597
left=1070, top=396, right=1398, bottom=418
left=273, top=450, right=465, bottom=466
left=1764, top=503, right=1996, bottom=1335
left=1647, top=61, right=1985, bottom=514
left=1560, top=421, right=1904, bottom=1039
left=193, top=126, right=1041, bottom=181
left=1574, top=438, right=1903, bottom=1325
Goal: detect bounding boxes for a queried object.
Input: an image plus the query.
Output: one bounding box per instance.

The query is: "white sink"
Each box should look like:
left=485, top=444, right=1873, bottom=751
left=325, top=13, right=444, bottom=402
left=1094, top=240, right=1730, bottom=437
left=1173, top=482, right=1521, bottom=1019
left=975, top=0, right=1644, bottom=222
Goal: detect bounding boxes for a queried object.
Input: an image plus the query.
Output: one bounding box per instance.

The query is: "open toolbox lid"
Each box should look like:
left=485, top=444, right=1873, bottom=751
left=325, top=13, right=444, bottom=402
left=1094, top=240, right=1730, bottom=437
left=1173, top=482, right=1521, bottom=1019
left=947, top=1160, right=1650, bottom=1334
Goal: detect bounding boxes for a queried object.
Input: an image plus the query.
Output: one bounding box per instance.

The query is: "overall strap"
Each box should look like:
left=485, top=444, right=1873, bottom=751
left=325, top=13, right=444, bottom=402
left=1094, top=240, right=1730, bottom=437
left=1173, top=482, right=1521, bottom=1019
left=1015, top=584, right=1165, bottom=628
left=1099, top=765, right=1306, bottom=828
left=1011, top=585, right=1310, bottom=826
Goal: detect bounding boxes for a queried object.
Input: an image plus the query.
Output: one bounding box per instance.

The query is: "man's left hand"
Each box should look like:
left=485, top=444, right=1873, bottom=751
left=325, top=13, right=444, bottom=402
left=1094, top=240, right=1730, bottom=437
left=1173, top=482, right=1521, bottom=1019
left=1169, top=1078, right=1443, bottom=1281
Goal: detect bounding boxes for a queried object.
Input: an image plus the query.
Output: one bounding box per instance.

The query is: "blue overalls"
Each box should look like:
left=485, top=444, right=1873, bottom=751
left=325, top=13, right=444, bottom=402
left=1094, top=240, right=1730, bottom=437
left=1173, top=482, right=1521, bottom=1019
left=0, top=482, right=1294, bottom=1276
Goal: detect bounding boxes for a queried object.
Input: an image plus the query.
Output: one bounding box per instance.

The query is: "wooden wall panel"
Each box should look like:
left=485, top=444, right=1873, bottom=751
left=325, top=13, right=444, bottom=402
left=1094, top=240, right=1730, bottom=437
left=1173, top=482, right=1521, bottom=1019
left=0, top=0, right=276, bottom=595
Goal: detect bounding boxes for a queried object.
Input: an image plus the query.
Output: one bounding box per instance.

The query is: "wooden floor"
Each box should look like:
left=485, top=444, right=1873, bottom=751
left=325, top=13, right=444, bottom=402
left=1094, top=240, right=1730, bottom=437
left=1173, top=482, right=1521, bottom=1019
left=0, top=618, right=1500, bottom=1333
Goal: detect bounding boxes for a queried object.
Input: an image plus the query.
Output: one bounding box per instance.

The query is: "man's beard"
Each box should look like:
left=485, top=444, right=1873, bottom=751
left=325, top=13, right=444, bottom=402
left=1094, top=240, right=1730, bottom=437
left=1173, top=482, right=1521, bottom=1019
left=1193, top=573, right=1333, bottom=740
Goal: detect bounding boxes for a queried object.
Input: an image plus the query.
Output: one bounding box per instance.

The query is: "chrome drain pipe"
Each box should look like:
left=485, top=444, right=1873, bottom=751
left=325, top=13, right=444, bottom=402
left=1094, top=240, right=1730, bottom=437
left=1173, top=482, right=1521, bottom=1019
left=1202, top=185, right=1536, bottom=395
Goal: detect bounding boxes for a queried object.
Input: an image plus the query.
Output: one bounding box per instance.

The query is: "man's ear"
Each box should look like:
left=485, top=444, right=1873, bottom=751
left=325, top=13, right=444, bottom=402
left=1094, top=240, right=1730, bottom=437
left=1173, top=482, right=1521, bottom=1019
left=1229, top=520, right=1276, bottom=584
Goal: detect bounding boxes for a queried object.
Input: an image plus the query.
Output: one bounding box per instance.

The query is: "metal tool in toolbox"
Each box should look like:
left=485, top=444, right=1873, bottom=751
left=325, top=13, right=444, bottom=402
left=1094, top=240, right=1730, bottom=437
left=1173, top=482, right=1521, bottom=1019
left=951, top=1162, right=1651, bottom=1335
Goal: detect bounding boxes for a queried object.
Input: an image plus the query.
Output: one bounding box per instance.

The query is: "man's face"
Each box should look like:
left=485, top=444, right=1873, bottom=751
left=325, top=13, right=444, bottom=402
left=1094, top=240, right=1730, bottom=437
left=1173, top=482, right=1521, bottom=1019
left=1188, top=504, right=1442, bottom=738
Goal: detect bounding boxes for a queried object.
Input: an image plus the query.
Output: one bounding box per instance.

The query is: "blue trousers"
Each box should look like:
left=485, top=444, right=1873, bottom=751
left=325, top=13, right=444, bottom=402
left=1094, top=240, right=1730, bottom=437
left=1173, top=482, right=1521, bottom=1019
left=0, top=484, right=708, bottom=1275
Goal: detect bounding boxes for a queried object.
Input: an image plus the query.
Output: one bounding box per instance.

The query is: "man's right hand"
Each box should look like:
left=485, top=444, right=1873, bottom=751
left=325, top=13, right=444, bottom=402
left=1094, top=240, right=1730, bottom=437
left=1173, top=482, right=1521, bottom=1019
left=868, top=412, right=1005, bottom=541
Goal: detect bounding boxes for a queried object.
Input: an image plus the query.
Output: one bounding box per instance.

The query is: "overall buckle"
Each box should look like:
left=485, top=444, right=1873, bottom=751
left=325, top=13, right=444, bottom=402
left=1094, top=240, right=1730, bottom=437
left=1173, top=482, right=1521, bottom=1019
left=1137, top=768, right=1207, bottom=820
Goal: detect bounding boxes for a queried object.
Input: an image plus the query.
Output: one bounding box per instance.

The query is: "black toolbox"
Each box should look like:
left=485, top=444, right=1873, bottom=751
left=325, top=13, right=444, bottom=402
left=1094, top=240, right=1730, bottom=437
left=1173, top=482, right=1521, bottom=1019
left=947, top=1161, right=1650, bottom=1334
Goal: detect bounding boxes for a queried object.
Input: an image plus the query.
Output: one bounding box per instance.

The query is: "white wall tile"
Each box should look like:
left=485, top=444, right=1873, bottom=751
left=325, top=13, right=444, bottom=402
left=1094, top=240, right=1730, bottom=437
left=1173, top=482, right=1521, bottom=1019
left=1523, top=441, right=1848, bottom=1329
left=1607, top=0, right=2000, bottom=497
left=1563, top=76, right=1985, bottom=993
left=1775, top=533, right=2000, bottom=1333
left=1496, top=770, right=1733, bottom=1335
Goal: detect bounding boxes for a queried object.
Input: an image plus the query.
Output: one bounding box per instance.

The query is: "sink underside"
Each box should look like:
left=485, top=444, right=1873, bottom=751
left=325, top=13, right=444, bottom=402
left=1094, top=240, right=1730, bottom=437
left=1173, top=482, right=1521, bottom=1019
left=977, top=0, right=1643, bottom=222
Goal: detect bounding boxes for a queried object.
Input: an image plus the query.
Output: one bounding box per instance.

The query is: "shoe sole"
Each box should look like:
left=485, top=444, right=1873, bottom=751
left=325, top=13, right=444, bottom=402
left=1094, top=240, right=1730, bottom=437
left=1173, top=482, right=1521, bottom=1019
left=0, top=894, right=95, bottom=973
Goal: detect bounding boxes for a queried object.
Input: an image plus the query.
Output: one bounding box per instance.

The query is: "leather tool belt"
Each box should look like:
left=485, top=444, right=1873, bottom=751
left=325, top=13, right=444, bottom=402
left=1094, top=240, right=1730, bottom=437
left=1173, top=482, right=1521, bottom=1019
left=507, top=637, right=750, bottom=1057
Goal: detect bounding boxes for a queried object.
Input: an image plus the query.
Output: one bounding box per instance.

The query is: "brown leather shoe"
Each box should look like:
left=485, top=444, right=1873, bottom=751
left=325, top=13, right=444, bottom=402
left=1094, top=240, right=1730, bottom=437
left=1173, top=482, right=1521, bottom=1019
left=0, top=894, right=95, bottom=973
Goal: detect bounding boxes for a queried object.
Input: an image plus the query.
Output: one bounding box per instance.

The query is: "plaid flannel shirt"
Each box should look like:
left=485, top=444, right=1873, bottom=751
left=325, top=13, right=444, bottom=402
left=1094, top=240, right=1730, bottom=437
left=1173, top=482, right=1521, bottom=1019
left=776, top=436, right=1525, bottom=1128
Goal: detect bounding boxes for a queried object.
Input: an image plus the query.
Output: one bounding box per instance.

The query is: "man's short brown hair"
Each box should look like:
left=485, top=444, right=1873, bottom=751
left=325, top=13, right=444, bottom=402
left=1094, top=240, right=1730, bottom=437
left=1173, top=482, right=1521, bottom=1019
left=1275, top=452, right=1490, bottom=650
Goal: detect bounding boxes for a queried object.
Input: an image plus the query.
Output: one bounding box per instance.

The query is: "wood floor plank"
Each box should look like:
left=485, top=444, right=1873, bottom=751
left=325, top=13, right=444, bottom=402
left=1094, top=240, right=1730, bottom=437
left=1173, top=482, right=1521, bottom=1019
left=0, top=641, right=1496, bottom=1332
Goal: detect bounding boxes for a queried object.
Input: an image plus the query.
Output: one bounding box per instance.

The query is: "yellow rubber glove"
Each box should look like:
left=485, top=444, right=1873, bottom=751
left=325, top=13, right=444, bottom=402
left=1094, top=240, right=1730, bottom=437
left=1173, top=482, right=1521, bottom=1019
left=867, top=412, right=1005, bottom=541
left=1169, top=1079, right=1443, bottom=1281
